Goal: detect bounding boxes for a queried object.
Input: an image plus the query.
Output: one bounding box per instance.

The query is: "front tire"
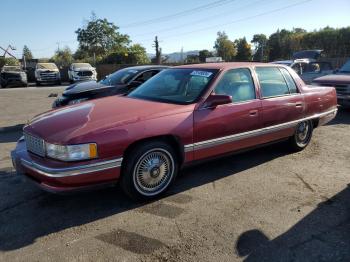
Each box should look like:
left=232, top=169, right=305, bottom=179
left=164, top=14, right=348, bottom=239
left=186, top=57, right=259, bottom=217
left=289, top=120, right=313, bottom=151
left=120, top=141, right=178, bottom=201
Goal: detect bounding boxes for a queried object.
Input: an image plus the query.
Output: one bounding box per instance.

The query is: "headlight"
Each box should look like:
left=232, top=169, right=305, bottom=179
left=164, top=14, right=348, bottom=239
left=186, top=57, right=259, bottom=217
left=46, top=143, right=97, bottom=161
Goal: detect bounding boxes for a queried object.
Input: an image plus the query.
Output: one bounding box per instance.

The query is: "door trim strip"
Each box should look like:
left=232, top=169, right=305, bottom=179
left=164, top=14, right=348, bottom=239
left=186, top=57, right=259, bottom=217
left=184, top=108, right=337, bottom=152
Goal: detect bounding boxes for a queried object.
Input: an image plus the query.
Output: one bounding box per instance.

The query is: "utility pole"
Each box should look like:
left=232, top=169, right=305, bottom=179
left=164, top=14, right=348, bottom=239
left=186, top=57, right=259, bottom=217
left=180, top=47, right=184, bottom=64
left=56, top=42, right=60, bottom=52
left=153, top=36, right=161, bottom=65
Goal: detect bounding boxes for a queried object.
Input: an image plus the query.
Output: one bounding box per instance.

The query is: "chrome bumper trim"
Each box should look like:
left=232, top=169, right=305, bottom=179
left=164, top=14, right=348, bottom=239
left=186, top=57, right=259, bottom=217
left=21, top=157, right=123, bottom=178
left=185, top=108, right=337, bottom=151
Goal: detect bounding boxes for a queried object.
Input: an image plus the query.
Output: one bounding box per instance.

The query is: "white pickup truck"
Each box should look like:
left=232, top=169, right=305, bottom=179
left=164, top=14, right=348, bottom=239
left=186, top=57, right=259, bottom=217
left=35, top=63, right=61, bottom=85
left=68, top=63, right=97, bottom=83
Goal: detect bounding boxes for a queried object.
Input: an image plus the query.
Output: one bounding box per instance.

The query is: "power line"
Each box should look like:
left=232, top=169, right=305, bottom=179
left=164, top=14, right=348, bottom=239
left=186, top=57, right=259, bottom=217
left=120, top=0, right=236, bottom=28
left=138, top=0, right=313, bottom=43
left=132, top=0, right=268, bottom=38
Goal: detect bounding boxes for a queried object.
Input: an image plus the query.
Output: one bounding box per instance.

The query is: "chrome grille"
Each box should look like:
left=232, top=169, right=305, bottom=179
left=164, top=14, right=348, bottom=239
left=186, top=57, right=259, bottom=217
left=77, top=70, right=93, bottom=76
left=334, top=85, right=350, bottom=95
left=24, top=133, right=46, bottom=157
left=40, top=71, right=58, bottom=81
left=319, top=83, right=350, bottom=95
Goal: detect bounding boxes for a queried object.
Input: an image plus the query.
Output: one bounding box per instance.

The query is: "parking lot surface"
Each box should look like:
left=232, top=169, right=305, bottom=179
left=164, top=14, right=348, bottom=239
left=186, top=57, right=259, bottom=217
left=0, top=87, right=349, bottom=261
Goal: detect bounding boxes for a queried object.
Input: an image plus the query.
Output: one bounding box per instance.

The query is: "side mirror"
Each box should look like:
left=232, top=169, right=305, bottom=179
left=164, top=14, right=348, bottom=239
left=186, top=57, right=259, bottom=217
left=202, top=94, right=232, bottom=109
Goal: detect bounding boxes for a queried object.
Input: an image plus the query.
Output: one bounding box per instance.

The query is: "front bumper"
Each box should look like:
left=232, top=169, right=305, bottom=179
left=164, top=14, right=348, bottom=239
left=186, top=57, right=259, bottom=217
left=72, top=75, right=97, bottom=82
left=11, top=139, right=122, bottom=193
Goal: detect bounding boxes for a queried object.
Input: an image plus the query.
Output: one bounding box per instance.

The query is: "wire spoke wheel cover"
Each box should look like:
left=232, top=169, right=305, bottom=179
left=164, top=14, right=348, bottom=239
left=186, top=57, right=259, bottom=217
left=295, top=121, right=312, bottom=147
left=133, top=148, right=175, bottom=196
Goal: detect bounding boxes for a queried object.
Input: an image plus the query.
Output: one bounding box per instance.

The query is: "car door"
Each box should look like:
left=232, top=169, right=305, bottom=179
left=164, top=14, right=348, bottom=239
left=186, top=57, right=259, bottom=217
left=193, top=68, right=263, bottom=160
left=255, top=66, right=305, bottom=143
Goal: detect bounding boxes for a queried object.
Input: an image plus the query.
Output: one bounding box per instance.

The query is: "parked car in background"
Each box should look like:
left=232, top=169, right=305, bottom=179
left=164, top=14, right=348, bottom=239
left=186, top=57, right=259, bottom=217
left=68, top=63, right=97, bottom=83
left=0, top=65, right=28, bottom=88
left=52, top=65, right=169, bottom=108
left=272, top=50, right=333, bottom=84
left=12, top=62, right=337, bottom=200
left=35, top=63, right=61, bottom=86
left=272, top=60, right=334, bottom=84
left=312, top=59, right=350, bottom=108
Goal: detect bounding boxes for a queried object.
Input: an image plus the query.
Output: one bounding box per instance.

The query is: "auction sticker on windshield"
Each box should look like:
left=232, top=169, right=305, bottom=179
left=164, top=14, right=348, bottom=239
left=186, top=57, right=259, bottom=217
left=190, top=71, right=213, bottom=77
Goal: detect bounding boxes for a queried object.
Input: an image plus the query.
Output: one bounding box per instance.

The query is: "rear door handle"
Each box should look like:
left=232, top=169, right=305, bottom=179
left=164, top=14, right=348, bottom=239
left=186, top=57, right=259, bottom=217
left=249, top=110, right=258, bottom=116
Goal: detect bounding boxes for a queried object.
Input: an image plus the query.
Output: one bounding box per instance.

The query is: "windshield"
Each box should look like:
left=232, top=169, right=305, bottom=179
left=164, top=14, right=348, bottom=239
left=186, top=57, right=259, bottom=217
left=339, top=60, right=350, bottom=73
left=72, top=63, right=92, bottom=69
left=128, top=68, right=218, bottom=104
left=99, top=68, right=140, bottom=85
left=2, top=66, right=21, bottom=72
left=37, top=63, right=58, bottom=70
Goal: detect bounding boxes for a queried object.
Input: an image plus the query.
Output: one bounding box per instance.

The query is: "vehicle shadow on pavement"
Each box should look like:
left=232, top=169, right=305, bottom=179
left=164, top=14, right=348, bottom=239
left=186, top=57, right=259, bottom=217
left=327, top=107, right=350, bottom=125
left=235, top=185, right=350, bottom=261
left=0, top=130, right=22, bottom=143
left=0, top=143, right=291, bottom=251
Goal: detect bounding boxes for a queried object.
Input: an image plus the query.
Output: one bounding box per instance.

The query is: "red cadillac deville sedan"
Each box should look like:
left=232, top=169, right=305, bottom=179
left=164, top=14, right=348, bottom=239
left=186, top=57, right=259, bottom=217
left=11, top=63, right=337, bottom=200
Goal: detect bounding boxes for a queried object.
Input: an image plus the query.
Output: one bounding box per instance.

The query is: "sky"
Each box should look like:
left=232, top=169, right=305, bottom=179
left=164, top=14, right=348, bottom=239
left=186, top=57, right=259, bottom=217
left=0, top=0, right=349, bottom=58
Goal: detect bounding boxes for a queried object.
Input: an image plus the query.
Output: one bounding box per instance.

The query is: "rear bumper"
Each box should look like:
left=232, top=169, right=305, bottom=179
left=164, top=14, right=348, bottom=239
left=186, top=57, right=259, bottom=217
left=11, top=140, right=122, bottom=193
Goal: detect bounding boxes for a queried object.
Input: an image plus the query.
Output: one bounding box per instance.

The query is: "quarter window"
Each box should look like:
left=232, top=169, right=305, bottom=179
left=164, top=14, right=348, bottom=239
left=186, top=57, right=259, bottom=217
left=280, top=67, right=298, bottom=93
left=214, top=68, right=256, bottom=103
left=255, top=67, right=290, bottom=98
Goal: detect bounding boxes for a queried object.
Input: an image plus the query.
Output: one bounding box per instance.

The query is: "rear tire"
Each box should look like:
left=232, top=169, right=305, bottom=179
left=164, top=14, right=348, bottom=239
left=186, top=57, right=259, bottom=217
left=120, top=141, right=178, bottom=201
left=288, top=120, right=313, bottom=151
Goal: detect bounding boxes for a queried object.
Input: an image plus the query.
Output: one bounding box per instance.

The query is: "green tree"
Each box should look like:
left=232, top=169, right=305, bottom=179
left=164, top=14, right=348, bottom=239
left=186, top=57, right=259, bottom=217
left=0, top=57, right=19, bottom=68
left=76, top=13, right=130, bottom=58
left=198, top=49, right=213, bottom=63
left=51, top=47, right=73, bottom=67
left=235, top=37, right=252, bottom=61
left=251, top=34, right=268, bottom=61
left=214, top=31, right=236, bottom=61
left=102, top=44, right=150, bottom=64
left=128, top=44, right=150, bottom=64
left=22, top=45, right=33, bottom=60
left=186, top=54, right=200, bottom=64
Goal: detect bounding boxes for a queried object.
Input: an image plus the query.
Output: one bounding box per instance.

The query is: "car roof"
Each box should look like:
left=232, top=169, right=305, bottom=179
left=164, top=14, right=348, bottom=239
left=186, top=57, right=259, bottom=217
left=174, top=62, right=284, bottom=70
left=125, top=65, right=170, bottom=70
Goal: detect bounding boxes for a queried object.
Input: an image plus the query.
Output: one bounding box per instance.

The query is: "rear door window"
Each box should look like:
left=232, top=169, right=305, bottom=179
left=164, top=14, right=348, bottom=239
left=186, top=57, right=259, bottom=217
left=255, top=67, right=290, bottom=98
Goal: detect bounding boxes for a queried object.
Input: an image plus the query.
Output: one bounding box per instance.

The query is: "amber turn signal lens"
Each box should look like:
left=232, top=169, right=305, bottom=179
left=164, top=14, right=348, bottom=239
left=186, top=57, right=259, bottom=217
left=89, top=143, right=98, bottom=158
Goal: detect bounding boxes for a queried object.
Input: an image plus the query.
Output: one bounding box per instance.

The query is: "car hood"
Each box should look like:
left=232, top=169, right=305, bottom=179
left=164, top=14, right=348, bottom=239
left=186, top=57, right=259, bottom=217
left=36, top=69, right=59, bottom=72
left=24, top=96, right=194, bottom=144
left=313, top=74, right=350, bottom=85
left=63, top=81, right=125, bottom=96
left=72, top=67, right=94, bottom=71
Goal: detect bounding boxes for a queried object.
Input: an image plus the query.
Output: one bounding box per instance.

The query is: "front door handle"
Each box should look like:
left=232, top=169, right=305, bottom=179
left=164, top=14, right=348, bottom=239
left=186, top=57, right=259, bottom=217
left=249, top=110, right=258, bottom=116
left=295, top=102, right=303, bottom=108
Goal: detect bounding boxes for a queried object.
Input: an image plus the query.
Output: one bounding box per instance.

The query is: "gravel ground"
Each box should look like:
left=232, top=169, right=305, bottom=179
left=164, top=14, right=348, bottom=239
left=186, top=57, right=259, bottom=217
left=0, top=87, right=349, bottom=261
